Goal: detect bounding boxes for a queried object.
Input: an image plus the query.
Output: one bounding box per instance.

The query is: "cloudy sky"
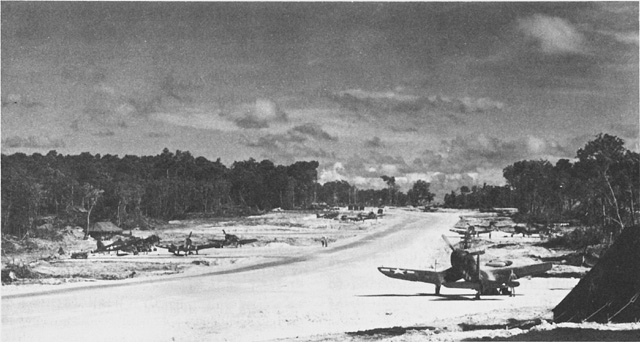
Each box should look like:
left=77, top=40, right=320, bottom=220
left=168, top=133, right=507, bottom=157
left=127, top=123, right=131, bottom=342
left=2, top=2, right=638, bottom=200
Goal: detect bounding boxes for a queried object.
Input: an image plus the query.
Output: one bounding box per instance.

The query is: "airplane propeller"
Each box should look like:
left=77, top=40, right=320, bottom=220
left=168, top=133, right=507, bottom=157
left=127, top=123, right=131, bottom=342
left=441, top=234, right=456, bottom=251
left=441, top=234, right=485, bottom=256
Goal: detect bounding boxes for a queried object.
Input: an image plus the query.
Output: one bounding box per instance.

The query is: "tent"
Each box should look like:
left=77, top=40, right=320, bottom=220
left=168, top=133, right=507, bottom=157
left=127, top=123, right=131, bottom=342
left=553, top=226, right=640, bottom=323
left=87, top=222, right=123, bottom=238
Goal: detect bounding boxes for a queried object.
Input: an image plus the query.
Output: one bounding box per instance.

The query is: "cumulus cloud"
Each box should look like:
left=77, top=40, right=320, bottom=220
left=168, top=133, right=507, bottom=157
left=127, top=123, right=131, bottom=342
left=291, top=123, right=336, bottom=141
left=613, top=32, right=639, bottom=45
left=245, top=122, right=336, bottom=158
left=316, top=149, right=525, bottom=201
left=84, top=84, right=159, bottom=126
left=329, top=89, right=424, bottom=114
left=80, top=70, right=212, bottom=128
left=318, top=161, right=387, bottom=189
left=329, top=89, right=505, bottom=117
left=414, top=134, right=570, bottom=174
left=2, top=135, right=66, bottom=149
left=592, top=29, right=639, bottom=46
left=318, top=158, right=492, bottom=202
left=337, top=89, right=421, bottom=103
left=318, top=162, right=348, bottom=184
left=223, top=98, right=289, bottom=130
left=245, top=124, right=337, bottom=163
left=333, top=152, right=414, bottom=181
left=247, top=134, right=306, bottom=149
left=434, top=135, right=522, bottom=173
left=518, top=14, right=586, bottom=55
left=151, top=109, right=239, bottom=132
left=249, top=137, right=335, bottom=163
left=318, top=158, right=479, bottom=202
left=426, top=95, right=505, bottom=114
left=151, top=98, right=290, bottom=132
left=254, top=99, right=288, bottom=122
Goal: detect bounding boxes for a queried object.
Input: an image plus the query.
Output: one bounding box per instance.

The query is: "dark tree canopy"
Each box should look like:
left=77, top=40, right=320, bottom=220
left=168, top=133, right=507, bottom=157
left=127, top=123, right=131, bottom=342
left=1, top=149, right=430, bottom=237
left=443, top=133, right=639, bottom=241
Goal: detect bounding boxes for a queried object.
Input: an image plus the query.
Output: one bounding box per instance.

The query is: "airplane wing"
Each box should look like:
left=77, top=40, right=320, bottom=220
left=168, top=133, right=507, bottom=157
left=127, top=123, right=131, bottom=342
left=484, top=262, right=553, bottom=282
left=378, top=267, right=445, bottom=285
left=103, top=243, right=127, bottom=252
left=195, top=241, right=224, bottom=250
left=238, top=239, right=258, bottom=245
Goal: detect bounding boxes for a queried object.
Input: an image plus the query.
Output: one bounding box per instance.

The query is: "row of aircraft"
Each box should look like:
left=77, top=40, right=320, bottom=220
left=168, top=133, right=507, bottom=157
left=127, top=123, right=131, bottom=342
left=449, top=220, right=556, bottom=238
left=93, top=230, right=257, bottom=256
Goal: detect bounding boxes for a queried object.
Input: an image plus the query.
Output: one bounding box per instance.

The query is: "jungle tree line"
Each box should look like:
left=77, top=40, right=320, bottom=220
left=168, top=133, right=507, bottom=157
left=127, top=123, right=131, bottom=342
left=1, top=148, right=435, bottom=237
left=444, top=134, right=639, bottom=237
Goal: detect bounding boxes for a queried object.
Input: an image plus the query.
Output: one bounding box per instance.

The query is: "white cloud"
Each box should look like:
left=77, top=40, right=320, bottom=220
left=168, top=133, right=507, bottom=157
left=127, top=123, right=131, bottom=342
left=254, top=99, right=279, bottom=120
left=337, top=89, right=420, bottom=102
left=598, top=30, right=639, bottom=46
left=458, top=97, right=505, bottom=113
left=518, top=14, right=586, bottom=55
left=380, top=164, right=399, bottom=175
left=318, top=162, right=346, bottom=183
left=526, top=135, right=546, bottom=153
left=151, top=109, right=239, bottom=132
left=220, top=98, right=289, bottom=130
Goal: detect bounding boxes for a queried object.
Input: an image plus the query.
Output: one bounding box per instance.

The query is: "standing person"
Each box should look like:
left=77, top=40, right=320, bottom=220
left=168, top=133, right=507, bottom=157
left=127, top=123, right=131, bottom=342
left=508, top=270, right=517, bottom=297
left=184, top=232, right=193, bottom=254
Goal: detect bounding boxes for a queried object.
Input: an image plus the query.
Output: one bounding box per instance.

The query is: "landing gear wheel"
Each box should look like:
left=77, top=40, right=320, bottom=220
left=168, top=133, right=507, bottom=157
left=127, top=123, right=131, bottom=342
left=475, top=285, right=483, bottom=300
left=435, top=285, right=441, bottom=295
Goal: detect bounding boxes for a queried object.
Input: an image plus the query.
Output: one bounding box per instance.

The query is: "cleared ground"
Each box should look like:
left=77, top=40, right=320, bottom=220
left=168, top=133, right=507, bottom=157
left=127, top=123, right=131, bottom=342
left=2, top=209, right=636, bottom=341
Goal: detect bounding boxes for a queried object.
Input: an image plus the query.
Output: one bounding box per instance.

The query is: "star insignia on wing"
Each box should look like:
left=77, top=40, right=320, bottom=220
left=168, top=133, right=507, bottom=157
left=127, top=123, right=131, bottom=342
left=392, top=268, right=405, bottom=275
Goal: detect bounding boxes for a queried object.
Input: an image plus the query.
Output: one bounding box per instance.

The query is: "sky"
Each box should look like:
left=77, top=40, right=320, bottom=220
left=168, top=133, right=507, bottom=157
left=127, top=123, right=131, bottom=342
left=2, top=2, right=638, bottom=201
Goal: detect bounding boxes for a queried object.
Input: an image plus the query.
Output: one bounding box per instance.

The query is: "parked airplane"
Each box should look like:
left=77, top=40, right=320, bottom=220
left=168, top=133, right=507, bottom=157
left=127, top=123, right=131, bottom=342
left=94, top=235, right=160, bottom=255
left=378, top=235, right=552, bottom=299
left=156, top=232, right=218, bottom=256
left=512, top=223, right=550, bottom=237
left=212, top=230, right=258, bottom=248
left=158, top=230, right=258, bottom=255
left=450, top=221, right=497, bottom=238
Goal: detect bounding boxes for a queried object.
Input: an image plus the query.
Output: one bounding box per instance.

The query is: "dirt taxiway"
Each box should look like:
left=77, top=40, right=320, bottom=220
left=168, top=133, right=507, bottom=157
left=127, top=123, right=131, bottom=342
left=2, top=209, right=583, bottom=341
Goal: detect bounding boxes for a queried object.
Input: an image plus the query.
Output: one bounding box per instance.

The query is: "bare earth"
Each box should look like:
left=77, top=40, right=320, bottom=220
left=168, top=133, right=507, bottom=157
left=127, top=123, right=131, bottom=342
left=2, top=209, right=638, bottom=341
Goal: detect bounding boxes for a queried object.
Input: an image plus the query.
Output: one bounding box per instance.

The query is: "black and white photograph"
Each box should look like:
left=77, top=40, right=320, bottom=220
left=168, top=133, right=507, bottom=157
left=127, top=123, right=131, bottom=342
left=2, top=2, right=639, bottom=341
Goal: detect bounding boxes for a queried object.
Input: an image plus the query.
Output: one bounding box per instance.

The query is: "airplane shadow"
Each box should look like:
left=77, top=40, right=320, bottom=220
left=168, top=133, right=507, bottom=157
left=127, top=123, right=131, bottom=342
left=358, top=293, right=501, bottom=301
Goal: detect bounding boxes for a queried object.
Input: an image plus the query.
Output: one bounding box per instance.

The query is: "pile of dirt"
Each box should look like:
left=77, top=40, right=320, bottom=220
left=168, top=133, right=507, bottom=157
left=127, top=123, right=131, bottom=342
left=553, top=225, right=640, bottom=323
left=1, top=264, right=40, bottom=284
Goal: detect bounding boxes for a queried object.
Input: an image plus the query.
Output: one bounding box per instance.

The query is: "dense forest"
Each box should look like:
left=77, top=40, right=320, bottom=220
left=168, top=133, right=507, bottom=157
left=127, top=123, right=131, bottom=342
left=444, top=134, right=639, bottom=239
left=1, top=148, right=435, bottom=237
left=2, top=133, right=637, bottom=241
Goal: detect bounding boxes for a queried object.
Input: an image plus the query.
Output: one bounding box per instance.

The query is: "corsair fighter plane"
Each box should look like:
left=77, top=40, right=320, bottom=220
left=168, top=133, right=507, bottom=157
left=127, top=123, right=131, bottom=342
left=450, top=220, right=497, bottom=238
left=378, top=235, right=552, bottom=299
